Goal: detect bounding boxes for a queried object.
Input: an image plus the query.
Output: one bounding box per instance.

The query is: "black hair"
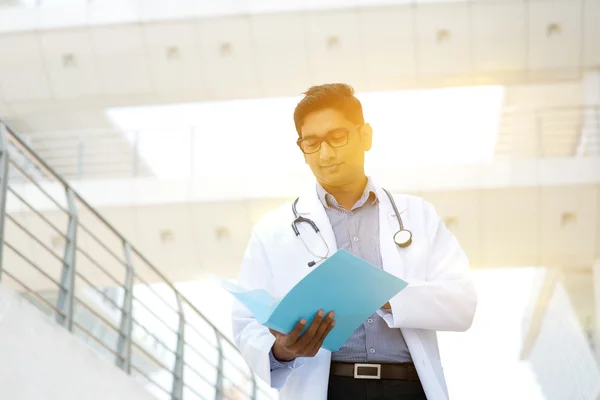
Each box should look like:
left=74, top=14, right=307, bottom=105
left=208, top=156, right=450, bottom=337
left=293, top=83, right=364, bottom=137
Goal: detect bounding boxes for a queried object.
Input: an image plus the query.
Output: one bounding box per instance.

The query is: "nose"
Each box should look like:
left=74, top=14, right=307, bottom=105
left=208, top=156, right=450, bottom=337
left=319, top=140, right=335, bottom=161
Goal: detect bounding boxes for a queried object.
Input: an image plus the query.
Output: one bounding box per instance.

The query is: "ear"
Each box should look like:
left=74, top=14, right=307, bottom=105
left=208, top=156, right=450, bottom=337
left=360, top=123, right=373, bottom=151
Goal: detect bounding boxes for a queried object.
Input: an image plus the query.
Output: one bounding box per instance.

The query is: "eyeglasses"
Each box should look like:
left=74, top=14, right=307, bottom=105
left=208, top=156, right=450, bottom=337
left=296, top=129, right=351, bottom=155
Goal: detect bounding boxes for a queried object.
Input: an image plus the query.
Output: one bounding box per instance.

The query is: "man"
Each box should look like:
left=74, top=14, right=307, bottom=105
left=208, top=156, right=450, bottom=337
left=232, top=83, right=477, bottom=399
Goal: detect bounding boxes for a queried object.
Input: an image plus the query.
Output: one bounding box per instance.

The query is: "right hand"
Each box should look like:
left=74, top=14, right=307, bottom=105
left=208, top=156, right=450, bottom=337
left=269, top=310, right=336, bottom=362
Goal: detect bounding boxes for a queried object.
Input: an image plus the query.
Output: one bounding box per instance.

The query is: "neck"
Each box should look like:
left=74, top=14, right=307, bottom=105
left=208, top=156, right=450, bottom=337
left=320, top=175, right=368, bottom=210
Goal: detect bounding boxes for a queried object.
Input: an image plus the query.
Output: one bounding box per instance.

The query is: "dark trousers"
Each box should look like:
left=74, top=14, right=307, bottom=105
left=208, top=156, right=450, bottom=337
left=327, top=375, right=427, bottom=400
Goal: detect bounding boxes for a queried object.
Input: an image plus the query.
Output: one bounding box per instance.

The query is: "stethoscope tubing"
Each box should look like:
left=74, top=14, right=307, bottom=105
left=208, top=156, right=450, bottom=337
left=291, top=188, right=412, bottom=266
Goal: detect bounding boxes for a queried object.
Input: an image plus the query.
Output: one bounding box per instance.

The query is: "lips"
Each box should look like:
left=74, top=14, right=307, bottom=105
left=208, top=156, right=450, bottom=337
left=320, top=163, right=342, bottom=172
left=321, top=162, right=341, bottom=169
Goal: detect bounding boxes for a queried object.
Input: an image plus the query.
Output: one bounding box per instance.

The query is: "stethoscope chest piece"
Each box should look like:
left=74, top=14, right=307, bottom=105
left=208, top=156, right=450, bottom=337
left=393, top=229, right=412, bottom=248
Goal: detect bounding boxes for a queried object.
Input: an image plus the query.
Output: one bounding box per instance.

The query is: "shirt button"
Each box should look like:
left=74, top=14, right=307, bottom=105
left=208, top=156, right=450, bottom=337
left=353, top=237, right=359, bottom=242
left=368, top=319, right=373, bottom=324
left=370, top=348, right=376, bottom=354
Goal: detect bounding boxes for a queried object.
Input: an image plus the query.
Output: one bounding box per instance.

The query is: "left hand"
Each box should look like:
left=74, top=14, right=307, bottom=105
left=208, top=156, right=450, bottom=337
left=381, top=302, right=391, bottom=310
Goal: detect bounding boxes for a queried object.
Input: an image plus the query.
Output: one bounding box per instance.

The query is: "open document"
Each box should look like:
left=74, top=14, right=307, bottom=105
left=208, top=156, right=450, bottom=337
left=220, top=249, right=408, bottom=351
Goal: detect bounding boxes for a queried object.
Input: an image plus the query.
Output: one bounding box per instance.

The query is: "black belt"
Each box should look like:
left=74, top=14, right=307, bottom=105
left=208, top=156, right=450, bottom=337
left=330, top=362, right=419, bottom=381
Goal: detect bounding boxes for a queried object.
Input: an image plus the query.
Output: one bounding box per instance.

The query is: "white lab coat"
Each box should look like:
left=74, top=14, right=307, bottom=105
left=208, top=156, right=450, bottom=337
left=232, top=182, right=477, bottom=400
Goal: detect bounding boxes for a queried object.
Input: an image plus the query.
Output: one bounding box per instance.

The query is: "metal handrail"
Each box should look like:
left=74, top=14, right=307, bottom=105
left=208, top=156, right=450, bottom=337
left=0, top=119, right=271, bottom=400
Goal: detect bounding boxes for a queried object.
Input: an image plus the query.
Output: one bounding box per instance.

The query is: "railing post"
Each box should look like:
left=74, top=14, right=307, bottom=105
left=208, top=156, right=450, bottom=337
left=250, top=374, right=257, bottom=400
left=133, top=130, right=139, bottom=178
left=116, top=241, right=134, bottom=373
left=0, top=121, right=9, bottom=279
left=56, top=188, right=77, bottom=331
left=77, top=132, right=85, bottom=180
left=172, top=293, right=185, bottom=400
left=215, top=333, right=224, bottom=400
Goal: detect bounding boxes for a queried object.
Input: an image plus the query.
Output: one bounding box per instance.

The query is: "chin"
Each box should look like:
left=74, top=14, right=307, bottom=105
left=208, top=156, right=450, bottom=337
left=318, top=174, right=351, bottom=188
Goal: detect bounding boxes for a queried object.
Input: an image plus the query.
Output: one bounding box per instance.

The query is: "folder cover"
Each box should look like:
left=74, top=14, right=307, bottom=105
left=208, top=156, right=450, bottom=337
left=225, top=249, right=408, bottom=351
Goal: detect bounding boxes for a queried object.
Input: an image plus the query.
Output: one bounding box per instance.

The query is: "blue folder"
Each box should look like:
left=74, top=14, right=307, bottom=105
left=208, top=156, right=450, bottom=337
left=225, top=249, right=408, bottom=351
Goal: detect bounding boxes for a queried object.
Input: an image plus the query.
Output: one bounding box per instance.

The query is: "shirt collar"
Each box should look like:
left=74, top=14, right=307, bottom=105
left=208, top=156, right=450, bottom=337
left=316, top=177, right=378, bottom=210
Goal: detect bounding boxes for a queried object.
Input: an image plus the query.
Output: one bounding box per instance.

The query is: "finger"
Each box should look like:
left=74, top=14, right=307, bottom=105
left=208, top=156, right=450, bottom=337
left=294, top=310, right=324, bottom=350
left=304, top=313, right=334, bottom=352
left=307, top=321, right=336, bottom=357
left=307, top=315, right=336, bottom=356
left=284, top=318, right=307, bottom=346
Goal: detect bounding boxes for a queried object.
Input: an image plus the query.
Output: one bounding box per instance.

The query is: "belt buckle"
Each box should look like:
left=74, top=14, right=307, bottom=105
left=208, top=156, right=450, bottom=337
left=353, top=363, right=381, bottom=380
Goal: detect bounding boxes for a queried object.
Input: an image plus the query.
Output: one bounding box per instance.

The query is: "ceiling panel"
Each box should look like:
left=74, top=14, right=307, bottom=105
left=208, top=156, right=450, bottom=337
left=196, top=17, right=260, bottom=100
left=38, top=31, right=99, bottom=99
left=304, top=10, right=365, bottom=88
left=101, top=207, right=139, bottom=247
left=143, top=22, right=205, bottom=95
left=583, top=0, right=600, bottom=67
left=89, top=26, right=153, bottom=95
left=472, top=2, right=526, bottom=73
left=0, top=96, right=9, bottom=116
left=132, top=203, right=202, bottom=281
left=187, top=201, right=252, bottom=278
left=359, top=7, right=417, bottom=91
left=0, top=33, right=52, bottom=101
left=91, top=25, right=145, bottom=56
left=415, top=3, right=472, bottom=77
left=527, top=0, right=582, bottom=71
left=420, top=190, right=483, bottom=267
left=244, top=198, right=289, bottom=225
left=251, top=14, right=310, bottom=97
left=539, top=185, right=598, bottom=267
left=480, top=188, right=539, bottom=267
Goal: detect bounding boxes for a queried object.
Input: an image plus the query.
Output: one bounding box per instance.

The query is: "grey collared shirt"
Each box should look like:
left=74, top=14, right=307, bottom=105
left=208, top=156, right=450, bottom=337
left=269, top=178, right=411, bottom=371
left=316, top=178, right=411, bottom=363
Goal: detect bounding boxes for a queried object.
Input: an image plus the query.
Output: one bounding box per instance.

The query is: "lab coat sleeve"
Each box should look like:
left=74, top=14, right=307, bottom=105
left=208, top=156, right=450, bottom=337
left=231, top=230, right=297, bottom=389
left=378, top=200, right=478, bottom=331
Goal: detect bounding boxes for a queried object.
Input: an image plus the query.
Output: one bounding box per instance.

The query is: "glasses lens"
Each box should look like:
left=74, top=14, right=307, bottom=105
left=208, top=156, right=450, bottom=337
left=328, top=131, right=349, bottom=147
left=298, top=130, right=350, bottom=154
left=300, top=138, right=321, bottom=154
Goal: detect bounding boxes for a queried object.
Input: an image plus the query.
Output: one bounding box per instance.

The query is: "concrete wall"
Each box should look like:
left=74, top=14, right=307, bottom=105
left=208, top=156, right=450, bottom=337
left=0, top=284, right=154, bottom=400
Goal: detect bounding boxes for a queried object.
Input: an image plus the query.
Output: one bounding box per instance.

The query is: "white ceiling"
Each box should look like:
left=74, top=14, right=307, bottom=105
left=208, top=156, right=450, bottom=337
left=0, top=0, right=599, bottom=114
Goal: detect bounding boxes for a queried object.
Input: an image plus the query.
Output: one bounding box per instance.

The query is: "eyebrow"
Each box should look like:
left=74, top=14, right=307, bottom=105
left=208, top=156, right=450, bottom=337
left=301, top=127, right=348, bottom=140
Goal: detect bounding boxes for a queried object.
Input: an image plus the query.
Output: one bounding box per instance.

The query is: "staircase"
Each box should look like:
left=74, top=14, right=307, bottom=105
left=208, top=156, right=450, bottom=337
left=494, top=105, right=600, bottom=160
left=0, top=119, right=274, bottom=400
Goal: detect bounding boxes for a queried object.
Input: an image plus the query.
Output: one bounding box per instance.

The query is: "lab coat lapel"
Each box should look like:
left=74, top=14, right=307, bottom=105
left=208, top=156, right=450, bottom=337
left=375, top=185, right=408, bottom=279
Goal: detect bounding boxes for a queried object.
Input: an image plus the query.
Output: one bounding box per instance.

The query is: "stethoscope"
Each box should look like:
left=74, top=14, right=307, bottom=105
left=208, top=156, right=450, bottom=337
left=291, top=188, right=412, bottom=267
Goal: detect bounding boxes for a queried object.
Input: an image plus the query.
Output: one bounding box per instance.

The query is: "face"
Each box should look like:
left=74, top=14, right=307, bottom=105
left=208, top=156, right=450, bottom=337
left=299, top=108, right=372, bottom=189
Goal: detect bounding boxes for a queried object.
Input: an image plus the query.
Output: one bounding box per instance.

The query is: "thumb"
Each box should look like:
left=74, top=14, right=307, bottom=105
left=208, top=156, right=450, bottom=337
left=269, top=328, right=280, bottom=338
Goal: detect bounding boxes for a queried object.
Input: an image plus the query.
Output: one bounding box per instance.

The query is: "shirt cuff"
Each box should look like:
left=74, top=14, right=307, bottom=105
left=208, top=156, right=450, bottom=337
left=269, top=349, right=296, bottom=371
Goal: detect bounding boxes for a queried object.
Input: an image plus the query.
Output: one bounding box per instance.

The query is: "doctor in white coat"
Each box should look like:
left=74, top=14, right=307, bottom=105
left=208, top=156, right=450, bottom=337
left=232, top=83, right=477, bottom=400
